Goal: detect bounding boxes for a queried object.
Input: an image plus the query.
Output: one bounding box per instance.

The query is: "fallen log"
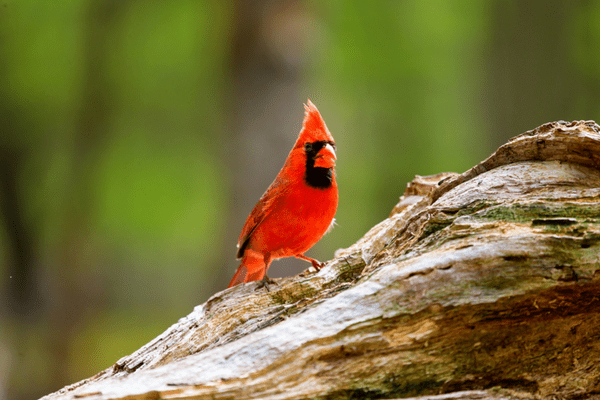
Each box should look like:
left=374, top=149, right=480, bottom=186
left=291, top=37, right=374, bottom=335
left=43, top=120, right=600, bottom=400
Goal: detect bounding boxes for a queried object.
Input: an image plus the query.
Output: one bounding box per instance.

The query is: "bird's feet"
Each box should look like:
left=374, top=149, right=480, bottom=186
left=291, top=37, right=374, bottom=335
left=295, top=254, right=325, bottom=271
left=309, top=260, right=325, bottom=271
left=255, top=275, right=277, bottom=292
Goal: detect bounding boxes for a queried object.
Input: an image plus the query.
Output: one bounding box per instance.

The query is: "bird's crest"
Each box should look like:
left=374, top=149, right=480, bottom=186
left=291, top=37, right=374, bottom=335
left=294, top=100, right=334, bottom=147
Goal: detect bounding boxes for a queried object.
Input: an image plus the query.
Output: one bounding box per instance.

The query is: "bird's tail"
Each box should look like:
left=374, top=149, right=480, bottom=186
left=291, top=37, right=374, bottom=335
left=227, top=250, right=269, bottom=288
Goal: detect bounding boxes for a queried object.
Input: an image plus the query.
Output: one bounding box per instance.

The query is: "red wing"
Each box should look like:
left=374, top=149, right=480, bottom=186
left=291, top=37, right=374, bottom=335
left=236, top=178, right=284, bottom=258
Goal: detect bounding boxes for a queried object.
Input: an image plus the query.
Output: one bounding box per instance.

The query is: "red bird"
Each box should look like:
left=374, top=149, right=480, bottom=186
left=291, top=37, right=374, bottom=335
left=228, top=100, right=338, bottom=288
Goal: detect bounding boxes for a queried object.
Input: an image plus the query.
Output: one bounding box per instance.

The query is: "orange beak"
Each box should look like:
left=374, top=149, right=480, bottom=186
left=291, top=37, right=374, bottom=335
left=314, top=143, right=336, bottom=169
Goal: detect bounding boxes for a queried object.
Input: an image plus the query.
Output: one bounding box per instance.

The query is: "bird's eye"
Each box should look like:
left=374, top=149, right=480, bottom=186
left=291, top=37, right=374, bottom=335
left=304, top=143, right=313, bottom=152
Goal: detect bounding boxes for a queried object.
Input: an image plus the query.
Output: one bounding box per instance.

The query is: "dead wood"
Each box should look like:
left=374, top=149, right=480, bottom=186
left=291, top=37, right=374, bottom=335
left=42, top=120, right=600, bottom=400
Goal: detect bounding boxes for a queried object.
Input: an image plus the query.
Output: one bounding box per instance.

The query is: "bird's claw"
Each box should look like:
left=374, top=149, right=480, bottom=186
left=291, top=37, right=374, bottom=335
left=255, top=275, right=277, bottom=292
left=311, top=260, right=325, bottom=271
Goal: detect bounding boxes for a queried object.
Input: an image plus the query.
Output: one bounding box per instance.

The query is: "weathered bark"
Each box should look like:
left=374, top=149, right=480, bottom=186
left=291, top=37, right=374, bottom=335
left=43, top=121, right=600, bottom=400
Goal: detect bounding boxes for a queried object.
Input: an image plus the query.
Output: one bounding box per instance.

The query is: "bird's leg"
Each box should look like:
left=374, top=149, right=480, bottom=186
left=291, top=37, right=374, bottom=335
left=255, top=274, right=277, bottom=292
left=295, top=254, right=325, bottom=270
left=255, top=253, right=276, bottom=291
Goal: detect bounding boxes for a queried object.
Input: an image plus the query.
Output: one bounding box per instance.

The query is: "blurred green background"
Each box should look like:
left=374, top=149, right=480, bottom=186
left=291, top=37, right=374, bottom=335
left=1, top=1, right=599, bottom=399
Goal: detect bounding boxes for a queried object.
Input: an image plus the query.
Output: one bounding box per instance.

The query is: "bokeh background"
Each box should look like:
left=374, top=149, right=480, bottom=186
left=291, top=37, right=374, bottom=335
left=1, top=1, right=599, bottom=399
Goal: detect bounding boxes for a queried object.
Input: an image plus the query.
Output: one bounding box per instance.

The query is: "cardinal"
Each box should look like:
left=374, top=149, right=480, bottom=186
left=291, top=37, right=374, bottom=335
left=228, top=100, right=338, bottom=288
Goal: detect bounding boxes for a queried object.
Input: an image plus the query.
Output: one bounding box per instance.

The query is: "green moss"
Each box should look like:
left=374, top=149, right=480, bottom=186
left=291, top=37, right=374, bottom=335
left=456, top=200, right=499, bottom=216
left=269, top=283, right=318, bottom=305
left=477, top=203, right=600, bottom=224
left=421, top=201, right=600, bottom=243
left=421, top=221, right=453, bottom=238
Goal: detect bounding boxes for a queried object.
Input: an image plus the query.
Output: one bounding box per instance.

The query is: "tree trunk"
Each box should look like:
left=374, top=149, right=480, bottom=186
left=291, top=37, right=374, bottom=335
left=42, top=120, right=600, bottom=400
